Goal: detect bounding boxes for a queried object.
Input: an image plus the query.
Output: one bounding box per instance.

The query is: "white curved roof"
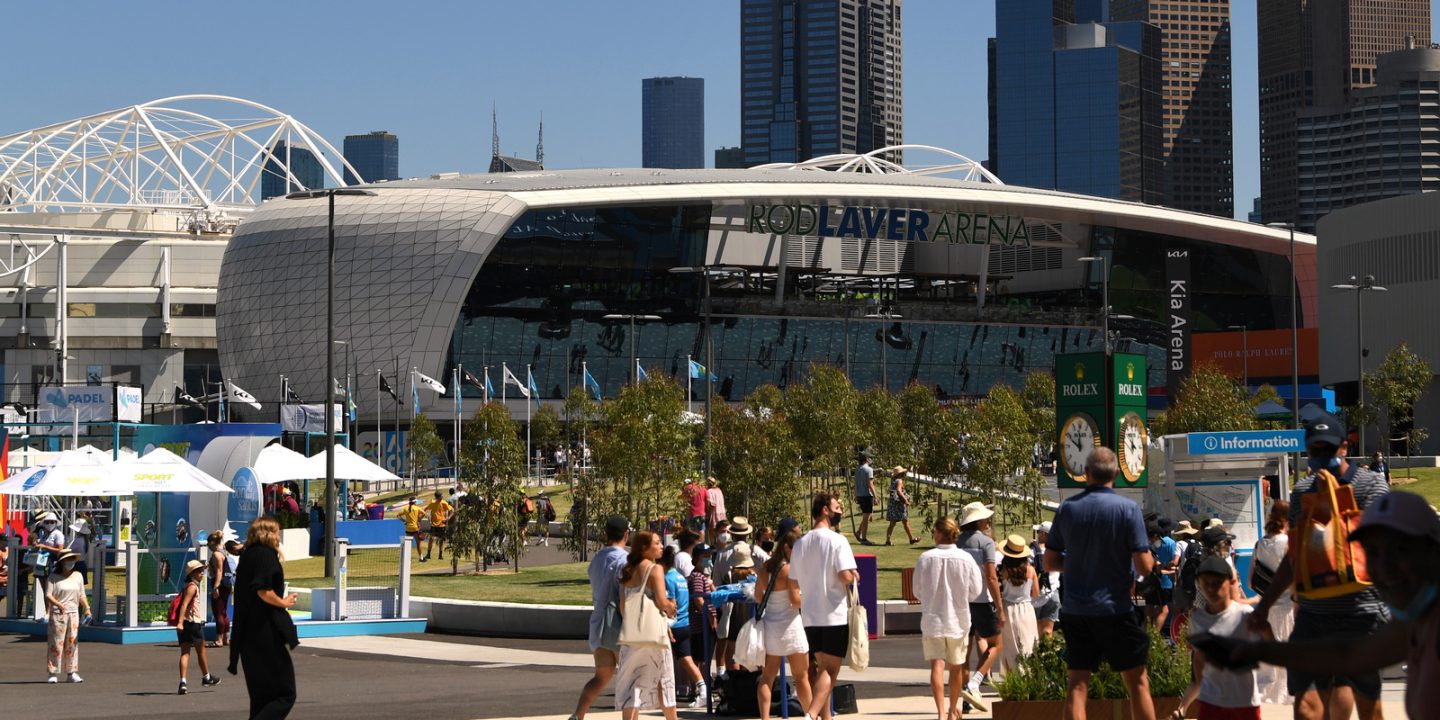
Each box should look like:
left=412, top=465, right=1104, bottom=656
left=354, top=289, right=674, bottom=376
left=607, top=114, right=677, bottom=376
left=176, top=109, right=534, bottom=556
left=0, top=95, right=357, bottom=215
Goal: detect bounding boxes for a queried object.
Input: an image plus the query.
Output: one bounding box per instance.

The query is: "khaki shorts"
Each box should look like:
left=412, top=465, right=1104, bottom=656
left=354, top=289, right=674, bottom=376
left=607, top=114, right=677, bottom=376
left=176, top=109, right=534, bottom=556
left=922, top=635, right=969, bottom=666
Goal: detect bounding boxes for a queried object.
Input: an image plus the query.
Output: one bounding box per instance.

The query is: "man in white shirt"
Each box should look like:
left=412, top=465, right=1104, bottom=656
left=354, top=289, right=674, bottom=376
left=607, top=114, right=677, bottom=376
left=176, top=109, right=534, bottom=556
left=915, top=515, right=988, bottom=717
left=791, top=492, right=859, bottom=720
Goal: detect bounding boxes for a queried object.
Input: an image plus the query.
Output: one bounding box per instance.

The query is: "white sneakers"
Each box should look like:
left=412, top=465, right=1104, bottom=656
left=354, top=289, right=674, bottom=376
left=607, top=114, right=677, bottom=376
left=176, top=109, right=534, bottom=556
left=47, top=675, right=57, bottom=683
left=687, top=682, right=708, bottom=708
left=69, top=673, right=84, bottom=683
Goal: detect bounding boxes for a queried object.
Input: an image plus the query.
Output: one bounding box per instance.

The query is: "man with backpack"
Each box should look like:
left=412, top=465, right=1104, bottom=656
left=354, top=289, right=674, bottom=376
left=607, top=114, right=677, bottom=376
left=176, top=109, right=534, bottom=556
left=1249, top=412, right=1390, bottom=720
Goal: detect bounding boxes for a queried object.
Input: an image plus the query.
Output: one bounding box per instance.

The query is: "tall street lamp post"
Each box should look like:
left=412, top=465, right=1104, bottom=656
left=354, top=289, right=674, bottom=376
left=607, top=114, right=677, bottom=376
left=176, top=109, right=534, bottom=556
left=1331, top=274, right=1387, bottom=454
left=287, top=187, right=375, bottom=578
left=1078, top=256, right=1133, bottom=354
left=1227, top=325, right=1249, bottom=388
left=668, top=265, right=744, bottom=478
left=600, top=312, right=660, bottom=521
left=1267, top=222, right=1301, bottom=433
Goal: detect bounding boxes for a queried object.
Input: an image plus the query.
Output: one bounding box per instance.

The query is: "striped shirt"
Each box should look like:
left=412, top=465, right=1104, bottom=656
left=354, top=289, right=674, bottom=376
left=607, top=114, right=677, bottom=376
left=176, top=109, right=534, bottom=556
left=1288, top=463, right=1390, bottom=616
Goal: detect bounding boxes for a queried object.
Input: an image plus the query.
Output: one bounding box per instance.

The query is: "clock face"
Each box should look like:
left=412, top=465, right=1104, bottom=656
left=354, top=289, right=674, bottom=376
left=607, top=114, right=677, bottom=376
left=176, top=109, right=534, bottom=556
left=1118, top=411, right=1149, bottom=482
left=1060, top=412, right=1101, bottom=479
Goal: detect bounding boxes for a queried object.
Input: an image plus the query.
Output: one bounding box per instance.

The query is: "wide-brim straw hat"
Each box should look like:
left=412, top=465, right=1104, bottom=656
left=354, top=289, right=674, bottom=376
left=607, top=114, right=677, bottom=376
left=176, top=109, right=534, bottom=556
left=184, top=559, right=206, bottom=576
left=730, top=542, right=755, bottom=569
left=729, top=516, right=753, bottom=536
left=959, top=501, right=994, bottom=526
left=54, top=549, right=81, bottom=564
left=891, top=466, right=909, bottom=476
left=1172, top=520, right=1200, bottom=538
left=1000, top=534, right=1031, bottom=559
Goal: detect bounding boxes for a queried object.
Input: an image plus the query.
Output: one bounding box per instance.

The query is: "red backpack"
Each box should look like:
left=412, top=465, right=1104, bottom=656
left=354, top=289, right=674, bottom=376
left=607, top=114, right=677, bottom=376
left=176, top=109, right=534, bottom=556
left=167, top=592, right=186, bottom=626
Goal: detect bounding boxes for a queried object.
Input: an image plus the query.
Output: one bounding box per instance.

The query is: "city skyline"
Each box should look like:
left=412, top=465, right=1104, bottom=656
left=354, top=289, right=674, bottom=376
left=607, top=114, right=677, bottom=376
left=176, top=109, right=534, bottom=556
left=5, top=1, right=1440, bottom=220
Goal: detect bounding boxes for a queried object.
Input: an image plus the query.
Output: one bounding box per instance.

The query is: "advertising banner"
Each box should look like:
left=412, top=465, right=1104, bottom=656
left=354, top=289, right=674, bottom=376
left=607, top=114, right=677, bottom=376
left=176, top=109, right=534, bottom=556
left=116, top=385, right=144, bottom=423
left=279, top=403, right=343, bottom=434
left=1055, top=352, right=1108, bottom=488
left=1191, top=328, right=1320, bottom=379
left=1166, top=248, right=1191, bottom=399
left=36, top=385, right=113, bottom=433
left=1111, top=352, right=1150, bottom=488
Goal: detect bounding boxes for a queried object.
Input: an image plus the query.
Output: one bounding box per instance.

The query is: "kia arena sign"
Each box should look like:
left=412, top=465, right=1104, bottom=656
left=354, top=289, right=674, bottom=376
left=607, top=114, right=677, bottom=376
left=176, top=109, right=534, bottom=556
left=746, top=203, right=1034, bottom=247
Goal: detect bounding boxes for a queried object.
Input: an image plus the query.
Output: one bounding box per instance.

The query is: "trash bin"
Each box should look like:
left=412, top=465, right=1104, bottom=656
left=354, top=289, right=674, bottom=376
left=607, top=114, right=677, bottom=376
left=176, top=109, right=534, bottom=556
left=367, top=504, right=384, bottom=521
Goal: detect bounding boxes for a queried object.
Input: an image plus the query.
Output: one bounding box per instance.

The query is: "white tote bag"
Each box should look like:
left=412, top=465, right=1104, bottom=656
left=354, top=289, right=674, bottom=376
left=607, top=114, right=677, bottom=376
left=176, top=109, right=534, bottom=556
left=844, top=582, right=869, bottom=672
left=735, top=564, right=782, bottom=671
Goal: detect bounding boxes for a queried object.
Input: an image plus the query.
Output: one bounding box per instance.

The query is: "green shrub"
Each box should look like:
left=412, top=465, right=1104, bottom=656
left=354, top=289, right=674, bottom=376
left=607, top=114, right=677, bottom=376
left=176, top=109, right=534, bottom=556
left=996, top=624, right=1190, bottom=701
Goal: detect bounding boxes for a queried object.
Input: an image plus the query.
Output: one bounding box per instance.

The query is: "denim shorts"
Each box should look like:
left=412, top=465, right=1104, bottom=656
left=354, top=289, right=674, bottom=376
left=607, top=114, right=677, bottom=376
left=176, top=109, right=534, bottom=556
left=1287, top=608, right=1387, bottom=699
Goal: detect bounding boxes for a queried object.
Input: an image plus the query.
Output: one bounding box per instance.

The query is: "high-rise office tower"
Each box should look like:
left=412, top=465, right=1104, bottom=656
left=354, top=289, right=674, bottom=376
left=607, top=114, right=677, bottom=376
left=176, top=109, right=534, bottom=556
left=642, top=77, right=705, bottom=169
left=740, top=0, right=903, bottom=166
left=1113, top=0, right=1233, bottom=217
left=1258, top=0, right=1429, bottom=224
left=260, top=140, right=324, bottom=200
left=990, top=1, right=1163, bottom=204
left=343, top=131, right=400, bottom=185
left=714, top=147, right=747, bottom=169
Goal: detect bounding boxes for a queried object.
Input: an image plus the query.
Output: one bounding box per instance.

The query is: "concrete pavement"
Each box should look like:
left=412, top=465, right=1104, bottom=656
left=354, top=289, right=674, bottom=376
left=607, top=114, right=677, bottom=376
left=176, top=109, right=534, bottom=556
left=0, top=632, right=1409, bottom=719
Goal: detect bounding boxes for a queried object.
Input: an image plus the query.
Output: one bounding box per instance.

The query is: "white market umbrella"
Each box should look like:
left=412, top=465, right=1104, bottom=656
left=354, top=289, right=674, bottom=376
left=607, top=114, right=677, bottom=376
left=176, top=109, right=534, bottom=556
left=303, top=444, right=401, bottom=482
left=0, top=445, right=114, bottom=496
left=251, top=444, right=315, bottom=485
left=108, top=447, right=233, bottom=494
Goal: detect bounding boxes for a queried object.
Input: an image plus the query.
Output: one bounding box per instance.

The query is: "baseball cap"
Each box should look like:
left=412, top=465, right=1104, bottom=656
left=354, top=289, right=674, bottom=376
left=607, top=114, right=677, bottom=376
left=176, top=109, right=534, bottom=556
left=777, top=517, right=800, bottom=538
left=1032, top=521, right=1053, bottom=534
left=604, top=515, right=631, bottom=537
left=1353, top=490, right=1440, bottom=545
left=1305, top=411, right=1346, bottom=448
left=1196, top=555, right=1234, bottom=579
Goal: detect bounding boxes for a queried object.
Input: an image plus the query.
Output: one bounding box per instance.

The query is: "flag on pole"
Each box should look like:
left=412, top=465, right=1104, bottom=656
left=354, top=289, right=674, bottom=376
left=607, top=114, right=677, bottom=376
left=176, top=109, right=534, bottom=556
left=284, top=381, right=302, bottom=404
left=175, top=384, right=204, bottom=410
left=347, top=379, right=358, bottom=422
left=227, top=381, right=262, bottom=410
left=583, top=365, right=602, bottom=400
left=379, top=374, right=399, bottom=404
left=414, top=369, right=446, bottom=395
left=527, top=367, right=541, bottom=408
left=462, top=367, right=485, bottom=390
left=453, top=369, right=463, bottom=417
left=636, top=361, right=649, bottom=382
left=333, top=378, right=347, bottom=398
left=688, top=358, right=717, bottom=381
left=412, top=384, right=421, bottom=414
left=503, top=365, right=530, bottom=398
left=484, top=369, right=495, bottom=402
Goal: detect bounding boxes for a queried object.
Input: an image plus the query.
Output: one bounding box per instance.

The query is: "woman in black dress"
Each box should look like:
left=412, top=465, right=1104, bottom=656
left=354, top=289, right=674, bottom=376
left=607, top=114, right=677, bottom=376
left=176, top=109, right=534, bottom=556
left=228, top=516, right=299, bottom=719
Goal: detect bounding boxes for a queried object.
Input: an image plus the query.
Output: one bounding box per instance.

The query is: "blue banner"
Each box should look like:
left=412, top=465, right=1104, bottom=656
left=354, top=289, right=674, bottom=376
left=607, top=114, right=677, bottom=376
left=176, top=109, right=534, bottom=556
left=1188, top=430, right=1305, bottom=455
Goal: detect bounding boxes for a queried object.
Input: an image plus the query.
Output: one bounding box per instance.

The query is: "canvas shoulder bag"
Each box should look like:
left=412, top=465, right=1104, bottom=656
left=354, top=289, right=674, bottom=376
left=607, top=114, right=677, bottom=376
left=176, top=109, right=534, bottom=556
left=619, top=561, right=670, bottom=647
left=735, top=563, right=782, bottom=670
left=845, top=582, right=870, bottom=672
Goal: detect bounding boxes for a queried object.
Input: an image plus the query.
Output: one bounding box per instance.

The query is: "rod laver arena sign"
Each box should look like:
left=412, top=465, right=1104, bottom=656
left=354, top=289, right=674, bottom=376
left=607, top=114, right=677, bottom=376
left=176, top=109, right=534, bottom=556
left=747, top=203, right=1033, bottom=247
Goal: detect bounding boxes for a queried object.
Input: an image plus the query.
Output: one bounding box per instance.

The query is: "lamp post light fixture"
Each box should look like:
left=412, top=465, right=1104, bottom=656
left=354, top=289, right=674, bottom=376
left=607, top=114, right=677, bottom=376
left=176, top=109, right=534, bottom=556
left=1331, top=274, right=1387, bottom=454
left=1227, top=325, right=1249, bottom=388
left=286, top=187, right=376, bottom=578
left=1266, top=222, right=1301, bottom=434
left=668, top=265, right=745, bottom=478
left=601, top=313, right=663, bottom=386
left=1078, top=256, right=1115, bottom=354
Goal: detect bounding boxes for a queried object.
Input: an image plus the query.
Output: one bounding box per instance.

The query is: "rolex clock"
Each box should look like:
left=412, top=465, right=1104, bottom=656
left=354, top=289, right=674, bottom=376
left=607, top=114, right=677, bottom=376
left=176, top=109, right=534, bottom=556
left=1117, top=411, right=1149, bottom=483
left=1060, top=412, right=1101, bottom=480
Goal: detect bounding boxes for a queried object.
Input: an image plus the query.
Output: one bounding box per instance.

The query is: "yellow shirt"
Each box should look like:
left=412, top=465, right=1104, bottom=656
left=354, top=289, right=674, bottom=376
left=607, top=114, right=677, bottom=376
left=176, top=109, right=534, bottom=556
left=425, top=499, right=453, bottom=528
left=398, top=505, right=422, bottom=533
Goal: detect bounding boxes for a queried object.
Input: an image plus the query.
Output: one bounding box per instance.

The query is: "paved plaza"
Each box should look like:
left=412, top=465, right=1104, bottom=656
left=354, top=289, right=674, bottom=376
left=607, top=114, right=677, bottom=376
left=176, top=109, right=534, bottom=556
left=0, top=631, right=1408, bottom=719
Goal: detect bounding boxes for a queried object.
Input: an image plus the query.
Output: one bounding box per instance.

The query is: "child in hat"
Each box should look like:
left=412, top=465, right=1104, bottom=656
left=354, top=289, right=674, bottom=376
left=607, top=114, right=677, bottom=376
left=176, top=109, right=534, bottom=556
left=176, top=559, right=221, bottom=694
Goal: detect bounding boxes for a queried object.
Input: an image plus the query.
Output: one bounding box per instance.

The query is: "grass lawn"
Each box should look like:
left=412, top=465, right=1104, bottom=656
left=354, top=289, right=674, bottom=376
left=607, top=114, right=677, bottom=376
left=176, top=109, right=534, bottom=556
left=1387, top=466, right=1440, bottom=506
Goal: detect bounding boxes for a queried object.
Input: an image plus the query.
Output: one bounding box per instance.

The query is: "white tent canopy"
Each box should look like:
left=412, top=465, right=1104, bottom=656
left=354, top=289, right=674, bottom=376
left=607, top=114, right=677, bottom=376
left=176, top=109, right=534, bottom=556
left=0, top=445, right=113, bottom=496
left=106, top=447, right=233, bottom=494
left=303, top=445, right=401, bottom=482
left=250, top=444, right=315, bottom=485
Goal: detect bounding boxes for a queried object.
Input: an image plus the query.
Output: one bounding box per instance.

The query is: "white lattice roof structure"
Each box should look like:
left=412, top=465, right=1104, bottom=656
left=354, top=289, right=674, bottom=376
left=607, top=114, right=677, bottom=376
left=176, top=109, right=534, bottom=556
left=0, top=94, right=356, bottom=217
left=752, top=144, right=1004, bottom=184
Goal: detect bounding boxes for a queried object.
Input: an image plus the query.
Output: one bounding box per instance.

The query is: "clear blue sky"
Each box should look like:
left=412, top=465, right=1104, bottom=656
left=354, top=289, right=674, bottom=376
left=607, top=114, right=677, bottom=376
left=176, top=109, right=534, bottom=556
left=6, top=1, right=1439, bottom=220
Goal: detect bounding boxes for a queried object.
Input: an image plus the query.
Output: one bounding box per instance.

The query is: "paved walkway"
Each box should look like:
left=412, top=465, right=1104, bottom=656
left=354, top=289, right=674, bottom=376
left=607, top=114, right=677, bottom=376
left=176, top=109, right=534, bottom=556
left=0, top=631, right=1409, bottom=719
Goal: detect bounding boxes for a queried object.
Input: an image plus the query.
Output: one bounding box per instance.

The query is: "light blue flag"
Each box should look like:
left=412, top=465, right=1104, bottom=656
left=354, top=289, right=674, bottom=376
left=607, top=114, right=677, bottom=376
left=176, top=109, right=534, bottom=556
left=453, top=369, right=462, bottom=417
left=528, top=368, right=541, bottom=408
left=584, top=367, right=602, bottom=400
left=412, top=385, right=420, bottom=414
left=689, top=358, right=718, bottom=382
left=485, top=371, right=496, bottom=400
left=347, top=380, right=357, bottom=422
left=636, top=361, right=649, bottom=382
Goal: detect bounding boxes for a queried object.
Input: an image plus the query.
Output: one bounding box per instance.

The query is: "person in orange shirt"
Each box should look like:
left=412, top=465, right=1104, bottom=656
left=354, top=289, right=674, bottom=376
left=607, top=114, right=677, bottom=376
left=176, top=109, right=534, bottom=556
left=424, top=490, right=454, bottom=562
left=397, top=498, right=424, bottom=560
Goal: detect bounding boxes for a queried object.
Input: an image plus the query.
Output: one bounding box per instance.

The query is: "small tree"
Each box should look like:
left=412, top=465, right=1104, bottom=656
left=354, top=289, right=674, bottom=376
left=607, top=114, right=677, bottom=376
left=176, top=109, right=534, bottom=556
left=957, top=385, right=1033, bottom=508
left=858, top=386, right=908, bottom=470
left=1020, top=371, right=1058, bottom=469
left=530, top=404, right=563, bottom=469
left=709, top=393, right=804, bottom=526
left=1365, top=342, right=1434, bottom=469
left=898, top=382, right=960, bottom=477
left=593, top=375, right=695, bottom=527
left=1163, top=363, right=1259, bottom=435
left=785, top=364, right=862, bottom=493
left=407, top=414, right=446, bottom=481
left=452, top=402, right=526, bottom=572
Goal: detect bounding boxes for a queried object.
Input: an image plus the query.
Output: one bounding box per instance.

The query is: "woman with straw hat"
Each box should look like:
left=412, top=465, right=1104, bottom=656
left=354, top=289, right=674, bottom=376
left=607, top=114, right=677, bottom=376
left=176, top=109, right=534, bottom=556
left=176, top=558, right=222, bottom=694
left=997, top=534, right=1040, bottom=678
left=43, top=548, right=90, bottom=683
left=885, top=466, right=921, bottom=546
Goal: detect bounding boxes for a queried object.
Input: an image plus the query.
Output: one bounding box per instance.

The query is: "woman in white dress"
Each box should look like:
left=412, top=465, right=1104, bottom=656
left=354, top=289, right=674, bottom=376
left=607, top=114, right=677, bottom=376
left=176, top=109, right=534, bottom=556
left=754, top=524, right=811, bottom=720
left=615, top=530, right=679, bottom=720
left=996, top=534, right=1039, bottom=678
left=1251, top=500, right=1294, bottom=705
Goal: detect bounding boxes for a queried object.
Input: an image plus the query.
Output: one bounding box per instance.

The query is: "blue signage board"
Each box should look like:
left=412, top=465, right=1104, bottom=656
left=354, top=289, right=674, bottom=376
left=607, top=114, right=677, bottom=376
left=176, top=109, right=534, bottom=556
left=1188, top=430, right=1305, bottom=455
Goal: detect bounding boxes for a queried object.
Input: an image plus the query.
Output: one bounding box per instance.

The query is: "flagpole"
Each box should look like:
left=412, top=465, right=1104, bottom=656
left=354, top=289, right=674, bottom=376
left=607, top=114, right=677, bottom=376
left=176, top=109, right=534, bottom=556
left=394, top=357, right=401, bottom=480
left=526, top=363, right=533, bottom=482
left=483, top=365, right=490, bottom=404
left=375, top=369, right=382, bottom=470
left=454, top=365, right=462, bottom=472
left=409, top=367, right=417, bottom=489
left=686, top=355, right=693, bottom=415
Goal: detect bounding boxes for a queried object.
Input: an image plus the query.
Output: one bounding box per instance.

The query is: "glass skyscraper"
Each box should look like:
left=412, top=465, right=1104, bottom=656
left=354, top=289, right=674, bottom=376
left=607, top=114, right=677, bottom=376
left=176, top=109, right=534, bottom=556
left=740, top=0, right=903, bottom=166
left=260, top=140, right=325, bottom=200
left=991, top=1, right=1162, bottom=205
left=642, top=77, right=705, bottom=169
left=343, top=131, right=400, bottom=185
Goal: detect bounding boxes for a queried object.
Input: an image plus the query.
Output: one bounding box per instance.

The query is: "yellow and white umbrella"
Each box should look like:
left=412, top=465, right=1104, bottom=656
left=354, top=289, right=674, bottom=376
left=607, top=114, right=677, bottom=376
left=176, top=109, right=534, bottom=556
left=0, top=445, right=114, bottom=496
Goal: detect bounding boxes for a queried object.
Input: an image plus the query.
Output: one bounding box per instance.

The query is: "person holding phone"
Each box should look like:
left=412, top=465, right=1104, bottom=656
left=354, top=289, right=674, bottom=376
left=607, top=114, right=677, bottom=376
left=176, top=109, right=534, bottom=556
left=44, top=549, right=90, bottom=683
left=230, top=516, right=300, bottom=719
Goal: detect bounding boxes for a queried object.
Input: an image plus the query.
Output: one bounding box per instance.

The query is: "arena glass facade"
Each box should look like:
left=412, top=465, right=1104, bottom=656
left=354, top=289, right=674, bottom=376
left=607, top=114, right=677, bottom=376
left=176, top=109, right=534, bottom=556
left=216, top=168, right=1317, bottom=430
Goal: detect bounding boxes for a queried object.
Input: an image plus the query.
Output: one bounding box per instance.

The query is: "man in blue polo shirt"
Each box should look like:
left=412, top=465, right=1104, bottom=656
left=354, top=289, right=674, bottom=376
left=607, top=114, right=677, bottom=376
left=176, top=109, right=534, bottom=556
left=1046, top=447, right=1156, bottom=720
